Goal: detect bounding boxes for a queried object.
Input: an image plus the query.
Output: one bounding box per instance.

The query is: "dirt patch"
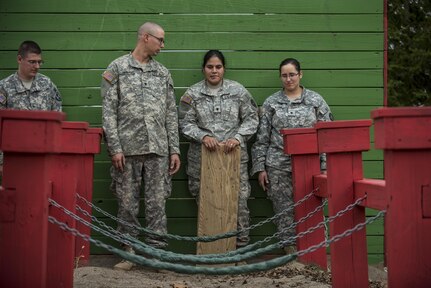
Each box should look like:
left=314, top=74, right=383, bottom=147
left=74, top=255, right=387, bottom=288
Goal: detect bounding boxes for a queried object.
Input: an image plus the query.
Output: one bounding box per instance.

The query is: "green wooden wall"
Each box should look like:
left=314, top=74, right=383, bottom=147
left=0, top=0, right=385, bottom=263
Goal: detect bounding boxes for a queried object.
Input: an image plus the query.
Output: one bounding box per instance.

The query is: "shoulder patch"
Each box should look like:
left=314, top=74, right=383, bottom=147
left=180, top=95, right=193, bottom=105
left=102, top=70, right=116, bottom=84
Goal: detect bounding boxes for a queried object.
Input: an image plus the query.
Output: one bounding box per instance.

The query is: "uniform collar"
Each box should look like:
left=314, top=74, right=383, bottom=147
left=276, top=86, right=306, bottom=104
left=200, top=79, right=229, bottom=97
left=128, top=53, right=156, bottom=72
left=12, top=72, right=41, bottom=93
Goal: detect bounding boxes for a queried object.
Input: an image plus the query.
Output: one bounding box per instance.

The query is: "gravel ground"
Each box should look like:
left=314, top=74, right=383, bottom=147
left=74, top=255, right=387, bottom=288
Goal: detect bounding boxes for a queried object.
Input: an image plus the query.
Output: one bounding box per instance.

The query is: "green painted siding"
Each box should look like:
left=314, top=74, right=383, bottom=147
left=0, top=0, right=385, bottom=263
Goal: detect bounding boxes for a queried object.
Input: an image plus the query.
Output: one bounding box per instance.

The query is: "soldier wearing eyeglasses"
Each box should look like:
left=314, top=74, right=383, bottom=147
left=251, top=58, right=333, bottom=254
left=0, top=40, right=62, bottom=111
left=0, top=40, right=62, bottom=175
left=101, top=22, right=180, bottom=271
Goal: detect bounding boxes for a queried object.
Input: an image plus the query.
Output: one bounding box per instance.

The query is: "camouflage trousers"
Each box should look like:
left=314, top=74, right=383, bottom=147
left=188, top=161, right=251, bottom=247
left=266, top=167, right=295, bottom=244
left=110, top=154, right=171, bottom=249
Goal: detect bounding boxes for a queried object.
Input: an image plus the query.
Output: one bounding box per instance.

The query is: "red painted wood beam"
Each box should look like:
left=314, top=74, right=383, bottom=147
left=354, top=179, right=387, bottom=210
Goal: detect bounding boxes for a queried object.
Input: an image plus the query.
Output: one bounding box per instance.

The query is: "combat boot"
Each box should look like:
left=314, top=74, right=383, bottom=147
left=113, top=246, right=136, bottom=271
left=283, top=245, right=297, bottom=255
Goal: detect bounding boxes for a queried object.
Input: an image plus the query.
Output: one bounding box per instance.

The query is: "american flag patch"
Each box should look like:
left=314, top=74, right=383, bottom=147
left=102, top=70, right=115, bottom=84
left=180, top=95, right=193, bottom=105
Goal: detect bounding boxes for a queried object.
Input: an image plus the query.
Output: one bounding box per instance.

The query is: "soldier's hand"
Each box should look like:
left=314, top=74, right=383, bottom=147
left=223, top=138, right=240, bottom=153
left=258, top=171, right=269, bottom=191
left=202, top=136, right=219, bottom=151
left=112, top=153, right=125, bottom=172
left=169, top=154, right=181, bottom=175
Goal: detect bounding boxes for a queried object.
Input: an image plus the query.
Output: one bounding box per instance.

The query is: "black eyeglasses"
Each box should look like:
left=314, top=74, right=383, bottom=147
left=147, top=33, right=165, bottom=45
left=27, top=60, right=44, bottom=66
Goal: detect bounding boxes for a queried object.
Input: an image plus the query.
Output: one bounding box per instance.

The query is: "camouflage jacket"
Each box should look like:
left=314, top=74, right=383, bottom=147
left=251, top=87, right=332, bottom=175
left=101, top=53, right=180, bottom=157
left=0, top=72, right=62, bottom=111
left=178, top=79, right=258, bottom=175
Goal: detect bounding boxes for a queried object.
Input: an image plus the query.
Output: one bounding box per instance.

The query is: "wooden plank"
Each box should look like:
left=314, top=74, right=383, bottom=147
left=0, top=51, right=384, bottom=69
left=197, top=145, right=240, bottom=256
left=362, top=149, right=383, bottom=161
left=365, top=218, right=384, bottom=236
left=354, top=179, right=387, bottom=210
left=91, top=198, right=198, bottom=218
left=93, top=178, right=268, bottom=199
left=93, top=179, right=192, bottom=199
left=0, top=0, right=383, bottom=13
left=363, top=161, right=383, bottom=179
left=0, top=69, right=383, bottom=88
left=90, top=198, right=275, bottom=218
left=0, top=14, right=383, bottom=32
left=61, top=105, right=381, bottom=127
left=56, top=87, right=383, bottom=106
left=0, top=32, right=384, bottom=51
left=88, top=217, right=276, bottom=237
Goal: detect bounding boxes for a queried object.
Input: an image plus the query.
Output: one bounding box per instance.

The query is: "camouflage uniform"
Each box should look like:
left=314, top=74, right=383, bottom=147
left=251, top=87, right=332, bottom=242
left=101, top=53, right=180, bottom=248
left=0, top=72, right=62, bottom=163
left=178, top=79, right=258, bottom=246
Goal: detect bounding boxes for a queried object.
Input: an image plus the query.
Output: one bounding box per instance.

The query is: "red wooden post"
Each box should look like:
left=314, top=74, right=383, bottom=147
left=47, top=122, right=102, bottom=283
left=45, top=121, right=88, bottom=286
left=70, top=125, right=102, bottom=266
left=0, top=110, right=65, bottom=288
left=281, top=127, right=327, bottom=269
left=315, top=120, right=371, bottom=288
left=372, top=107, right=431, bottom=288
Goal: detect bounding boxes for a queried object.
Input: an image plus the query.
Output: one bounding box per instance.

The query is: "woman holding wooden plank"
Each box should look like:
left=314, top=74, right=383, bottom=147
left=178, top=50, right=259, bottom=248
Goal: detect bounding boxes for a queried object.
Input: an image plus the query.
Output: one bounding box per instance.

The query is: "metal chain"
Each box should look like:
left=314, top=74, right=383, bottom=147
left=254, top=198, right=328, bottom=246
left=47, top=207, right=385, bottom=274
left=281, top=196, right=367, bottom=246
left=54, top=199, right=284, bottom=263
left=52, top=199, right=283, bottom=264
left=75, top=196, right=326, bottom=260
left=50, top=199, right=134, bottom=247
left=75, top=188, right=318, bottom=242
left=295, top=210, right=386, bottom=257
left=66, top=193, right=364, bottom=263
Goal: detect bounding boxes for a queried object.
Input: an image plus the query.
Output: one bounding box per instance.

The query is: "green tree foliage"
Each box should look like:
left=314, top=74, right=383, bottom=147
left=388, top=0, right=431, bottom=106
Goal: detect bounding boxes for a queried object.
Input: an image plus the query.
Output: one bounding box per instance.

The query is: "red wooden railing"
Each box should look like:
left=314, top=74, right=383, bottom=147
left=0, top=110, right=102, bottom=288
left=282, top=107, right=431, bottom=288
left=1, top=107, right=430, bottom=287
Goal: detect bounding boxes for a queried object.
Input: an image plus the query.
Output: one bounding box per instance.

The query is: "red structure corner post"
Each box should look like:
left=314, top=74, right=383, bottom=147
left=72, top=125, right=103, bottom=266
left=281, top=127, right=327, bottom=269
left=315, top=120, right=372, bottom=288
left=372, top=107, right=431, bottom=288
left=0, top=110, right=65, bottom=288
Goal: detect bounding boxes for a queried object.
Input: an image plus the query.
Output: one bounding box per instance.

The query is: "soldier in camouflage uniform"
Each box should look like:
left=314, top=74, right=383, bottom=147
left=101, top=22, right=181, bottom=270
left=251, top=58, right=333, bottom=253
left=178, top=50, right=258, bottom=247
left=0, top=40, right=62, bottom=174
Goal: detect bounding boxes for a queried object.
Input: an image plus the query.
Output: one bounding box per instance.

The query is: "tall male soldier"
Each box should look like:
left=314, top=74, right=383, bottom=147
left=101, top=22, right=180, bottom=271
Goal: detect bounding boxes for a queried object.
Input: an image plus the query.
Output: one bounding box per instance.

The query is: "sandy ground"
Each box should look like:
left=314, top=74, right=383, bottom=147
left=74, top=255, right=387, bottom=288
